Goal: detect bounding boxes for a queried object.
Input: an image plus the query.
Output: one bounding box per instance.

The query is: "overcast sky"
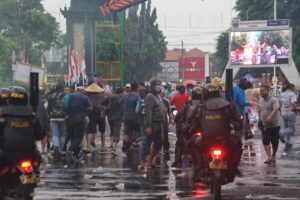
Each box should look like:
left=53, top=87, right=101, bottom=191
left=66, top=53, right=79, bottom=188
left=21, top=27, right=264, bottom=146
left=42, top=0, right=237, bottom=53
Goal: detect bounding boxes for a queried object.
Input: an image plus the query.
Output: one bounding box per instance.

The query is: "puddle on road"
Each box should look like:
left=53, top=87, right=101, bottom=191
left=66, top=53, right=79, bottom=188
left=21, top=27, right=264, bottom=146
left=34, top=135, right=300, bottom=200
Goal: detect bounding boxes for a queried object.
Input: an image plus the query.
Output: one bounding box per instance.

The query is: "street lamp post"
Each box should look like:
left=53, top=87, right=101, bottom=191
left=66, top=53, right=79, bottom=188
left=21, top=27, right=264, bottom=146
left=273, top=0, right=277, bottom=93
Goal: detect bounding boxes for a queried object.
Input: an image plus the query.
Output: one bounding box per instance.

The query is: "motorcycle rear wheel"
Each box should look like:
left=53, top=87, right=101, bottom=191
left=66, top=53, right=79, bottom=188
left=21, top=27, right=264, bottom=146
left=1, top=184, right=35, bottom=200
left=213, top=171, right=221, bottom=200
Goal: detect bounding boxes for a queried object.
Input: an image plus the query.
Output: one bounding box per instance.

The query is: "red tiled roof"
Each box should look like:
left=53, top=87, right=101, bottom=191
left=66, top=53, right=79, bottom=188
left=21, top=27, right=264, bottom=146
left=186, top=48, right=205, bottom=57
left=164, top=50, right=181, bottom=61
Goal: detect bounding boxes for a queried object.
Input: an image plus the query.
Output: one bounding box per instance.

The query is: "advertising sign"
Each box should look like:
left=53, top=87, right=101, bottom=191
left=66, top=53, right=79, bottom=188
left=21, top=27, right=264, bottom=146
left=179, top=57, right=205, bottom=81
left=233, top=19, right=289, bottom=30
left=230, top=29, right=290, bottom=66
left=13, top=62, right=45, bottom=86
left=100, top=0, right=147, bottom=16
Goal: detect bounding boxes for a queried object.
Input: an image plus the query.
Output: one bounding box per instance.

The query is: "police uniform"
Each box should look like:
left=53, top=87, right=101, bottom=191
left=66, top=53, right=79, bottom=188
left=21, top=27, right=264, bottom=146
left=193, top=96, right=243, bottom=182
left=0, top=104, right=44, bottom=167
left=173, top=99, right=202, bottom=167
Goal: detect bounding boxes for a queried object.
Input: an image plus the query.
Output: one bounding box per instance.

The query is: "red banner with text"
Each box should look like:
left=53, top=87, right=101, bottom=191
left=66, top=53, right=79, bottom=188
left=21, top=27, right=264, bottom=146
left=178, top=57, right=205, bottom=81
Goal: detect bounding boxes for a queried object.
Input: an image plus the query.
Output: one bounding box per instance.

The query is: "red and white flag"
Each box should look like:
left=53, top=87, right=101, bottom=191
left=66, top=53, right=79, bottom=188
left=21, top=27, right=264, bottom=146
left=81, top=52, right=88, bottom=85
left=68, top=48, right=74, bottom=85
left=73, top=51, right=80, bottom=83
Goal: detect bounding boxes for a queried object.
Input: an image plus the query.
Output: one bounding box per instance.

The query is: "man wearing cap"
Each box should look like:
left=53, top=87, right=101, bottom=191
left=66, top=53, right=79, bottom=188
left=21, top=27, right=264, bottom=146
left=124, top=83, right=131, bottom=94
left=62, top=86, right=92, bottom=160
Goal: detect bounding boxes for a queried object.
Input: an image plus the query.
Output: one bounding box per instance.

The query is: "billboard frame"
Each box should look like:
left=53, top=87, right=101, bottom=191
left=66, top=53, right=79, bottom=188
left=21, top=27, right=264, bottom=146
left=222, top=19, right=300, bottom=88
left=228, top=19, right=292, bottom=68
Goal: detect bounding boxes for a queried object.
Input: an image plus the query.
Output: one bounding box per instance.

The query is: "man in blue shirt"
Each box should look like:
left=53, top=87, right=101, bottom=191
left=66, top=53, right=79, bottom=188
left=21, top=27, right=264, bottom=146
left=122, top=82, right=141, bottom=155
left=233, top=78, right=250, bottom=139
left=233, top=78, right=250, bottom=116
left=63, top=86, right=92, bottom=160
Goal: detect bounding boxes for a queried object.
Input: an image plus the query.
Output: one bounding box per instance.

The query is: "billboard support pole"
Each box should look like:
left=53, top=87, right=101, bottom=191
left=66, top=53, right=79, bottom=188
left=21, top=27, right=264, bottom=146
left=181, top=40, right=184, bottom=83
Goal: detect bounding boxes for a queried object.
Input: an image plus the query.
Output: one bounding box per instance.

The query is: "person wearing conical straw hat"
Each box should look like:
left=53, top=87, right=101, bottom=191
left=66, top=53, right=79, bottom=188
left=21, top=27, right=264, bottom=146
left=85, top=83, right=107, bottom=153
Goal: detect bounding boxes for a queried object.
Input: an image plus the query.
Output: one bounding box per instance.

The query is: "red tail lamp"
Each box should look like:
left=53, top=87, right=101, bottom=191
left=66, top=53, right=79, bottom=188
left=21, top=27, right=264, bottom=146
left=195, top=132, right=203, bottom=137
left=211, top=148, right=224, bottom=160
left=20, top=161, right=33, bottom=173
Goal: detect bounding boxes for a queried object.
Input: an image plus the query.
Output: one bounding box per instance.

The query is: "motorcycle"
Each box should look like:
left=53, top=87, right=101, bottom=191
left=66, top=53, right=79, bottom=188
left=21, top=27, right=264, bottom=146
left=191, top=132, right=241, bottom=200
left=0, top=158, right=40, bottom=200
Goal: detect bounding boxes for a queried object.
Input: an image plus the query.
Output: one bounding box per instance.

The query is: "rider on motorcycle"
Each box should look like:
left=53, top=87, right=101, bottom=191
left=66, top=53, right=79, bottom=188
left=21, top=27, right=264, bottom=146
left=172, top=87, right=204, bottom=167
left=0, top=86, right=44, bottom=170
left=192, top=84, right=243, bottom=182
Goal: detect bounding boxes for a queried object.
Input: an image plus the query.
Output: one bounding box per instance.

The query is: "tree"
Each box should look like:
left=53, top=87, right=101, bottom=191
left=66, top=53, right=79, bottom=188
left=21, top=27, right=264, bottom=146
left=123, top=0, right=167, bottom=82
left=0, top=36, right=15, bottom=84
left=0, top=0, right=61, bottom=66
left=213, top=32, right=229, bottom=73
left=215, top=0, right=300, bottom=73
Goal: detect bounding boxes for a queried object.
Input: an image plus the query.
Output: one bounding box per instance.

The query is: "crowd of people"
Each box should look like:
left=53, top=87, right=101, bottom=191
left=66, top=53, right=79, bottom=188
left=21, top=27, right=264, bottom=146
left=0, top=75, right=298, bottom=174
left=233, top=78, right=298, bottom=163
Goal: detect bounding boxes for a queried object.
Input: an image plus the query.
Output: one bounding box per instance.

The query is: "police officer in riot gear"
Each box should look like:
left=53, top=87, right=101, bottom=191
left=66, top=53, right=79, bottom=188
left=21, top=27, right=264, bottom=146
left=0, top=88, right=11, bottom=108
left=0, top=86, right=44, bottom=169
left=172, top=87, right=204, bottom=168
left=193, top=84, right=243, bottom=181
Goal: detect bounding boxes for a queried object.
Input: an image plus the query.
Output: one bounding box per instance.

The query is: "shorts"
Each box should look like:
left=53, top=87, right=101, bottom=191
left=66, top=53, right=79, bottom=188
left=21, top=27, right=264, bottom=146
left=261, top=126, right=280, bottom=145
left=108, top=119, right=122, bottom=142
left=87, top=114, right=106, bottom=134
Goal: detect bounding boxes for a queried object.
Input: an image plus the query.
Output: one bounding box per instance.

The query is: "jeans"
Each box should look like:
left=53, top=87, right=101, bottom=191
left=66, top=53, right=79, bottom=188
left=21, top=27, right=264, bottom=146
left=280, top=112, right=296, bottom=144
left=50, top=119, right=66, bottom=152
left=140, top=122, right=164, bottom=161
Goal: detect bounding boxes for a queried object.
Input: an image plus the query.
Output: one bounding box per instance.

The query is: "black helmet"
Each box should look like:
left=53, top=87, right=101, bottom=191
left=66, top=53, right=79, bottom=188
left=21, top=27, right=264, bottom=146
left=0, top=88, right=11, bottom=106
left=178, top=85, right=185, bottom=94
left=191, top=87, right=203, bottom=101
left=203, top=84, right=220, bottom=100
left=10, top=86, right=28, bottom=105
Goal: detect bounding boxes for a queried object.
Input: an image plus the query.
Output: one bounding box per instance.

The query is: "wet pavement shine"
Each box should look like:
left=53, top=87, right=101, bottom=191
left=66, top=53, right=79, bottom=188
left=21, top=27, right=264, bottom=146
left=34, top=121, right=300, bottom=200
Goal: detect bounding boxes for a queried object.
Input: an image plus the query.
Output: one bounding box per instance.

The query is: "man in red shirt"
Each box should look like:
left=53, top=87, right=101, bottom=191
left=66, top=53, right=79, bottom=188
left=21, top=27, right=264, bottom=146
left=170, top=85, right=190, bottom=112
left=170, top=85, right=190, bottom=168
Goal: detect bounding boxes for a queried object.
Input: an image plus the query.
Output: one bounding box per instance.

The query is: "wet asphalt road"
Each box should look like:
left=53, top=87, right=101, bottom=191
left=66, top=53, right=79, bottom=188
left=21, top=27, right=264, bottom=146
left=34, top=121, right=300, bottom=200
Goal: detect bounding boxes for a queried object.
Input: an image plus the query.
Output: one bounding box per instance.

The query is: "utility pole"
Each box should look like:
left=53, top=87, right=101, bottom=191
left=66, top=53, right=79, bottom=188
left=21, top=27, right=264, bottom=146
left=16, top=0, right=20, bottom=49
left=181, top=40, right=184, bottom=82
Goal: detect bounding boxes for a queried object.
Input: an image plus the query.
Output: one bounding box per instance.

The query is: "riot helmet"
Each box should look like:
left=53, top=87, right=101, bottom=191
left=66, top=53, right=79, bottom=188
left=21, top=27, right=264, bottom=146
left=0, top=88, right=11, bottom=106
left=191, top=87, right=203, bottom=101
left=9, top=86, right=28, bottom=105
left=150, top=79, right=162, bottom=94
left=203, top=84, right=220, bottom=100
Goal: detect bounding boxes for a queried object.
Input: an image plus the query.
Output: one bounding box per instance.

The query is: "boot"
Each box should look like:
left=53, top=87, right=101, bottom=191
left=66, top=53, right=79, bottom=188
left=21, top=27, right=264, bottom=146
left=171, top=147, right=183, bottom=168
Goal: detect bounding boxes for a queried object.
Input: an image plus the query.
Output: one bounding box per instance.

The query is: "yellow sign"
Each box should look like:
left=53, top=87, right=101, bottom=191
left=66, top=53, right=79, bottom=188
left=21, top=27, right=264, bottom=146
left=205, top=114, right=221, bottom=120
left=11, top=121, right=29, bottom=128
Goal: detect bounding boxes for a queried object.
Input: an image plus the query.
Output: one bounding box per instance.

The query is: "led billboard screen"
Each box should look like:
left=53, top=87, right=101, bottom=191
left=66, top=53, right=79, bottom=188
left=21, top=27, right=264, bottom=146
left=230, top=30, right=290, bottom=65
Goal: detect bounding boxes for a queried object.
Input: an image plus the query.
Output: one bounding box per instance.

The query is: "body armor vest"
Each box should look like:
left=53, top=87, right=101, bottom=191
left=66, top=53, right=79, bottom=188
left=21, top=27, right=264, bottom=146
left=0, top=105, right=35, bottom=150
left=200, top=98, right=231, bottom=138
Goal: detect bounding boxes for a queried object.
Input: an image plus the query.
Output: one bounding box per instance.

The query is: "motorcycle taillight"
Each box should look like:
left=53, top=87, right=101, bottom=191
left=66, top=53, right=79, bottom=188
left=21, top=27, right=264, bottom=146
left=195, top=132, right=203, bottom=137
left=20, top=161, right=33, bottom=173
left=210, top=148, right=224, bottom=160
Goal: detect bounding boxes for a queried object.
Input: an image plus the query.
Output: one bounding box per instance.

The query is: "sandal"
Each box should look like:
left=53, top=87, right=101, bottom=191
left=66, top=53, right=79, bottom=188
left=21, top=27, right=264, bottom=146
left=264, top=159, right=272, bottom=164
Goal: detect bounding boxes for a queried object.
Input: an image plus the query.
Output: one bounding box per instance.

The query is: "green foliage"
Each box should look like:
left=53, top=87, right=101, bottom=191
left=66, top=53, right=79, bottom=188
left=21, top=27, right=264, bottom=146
left=0, top=36, right=15, bottom=84
left=123, top=0, right=167, bottom=82
left=96, top=26, right=120, bottom=61
left=0, top=0, right=61, bottom=64
left=213, top=32, right=229, bottom=72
